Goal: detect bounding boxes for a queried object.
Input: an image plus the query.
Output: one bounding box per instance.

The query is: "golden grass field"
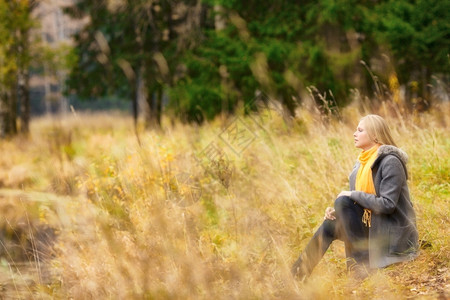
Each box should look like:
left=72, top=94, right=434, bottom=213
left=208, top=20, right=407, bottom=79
left=0, top=101, right=448, bottom=299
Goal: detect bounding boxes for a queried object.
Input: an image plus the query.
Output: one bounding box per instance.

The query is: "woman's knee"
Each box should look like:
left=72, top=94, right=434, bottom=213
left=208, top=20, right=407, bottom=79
left=334, top=196, right=353, bottom=210
left=321, top=219, right=337, bottom=237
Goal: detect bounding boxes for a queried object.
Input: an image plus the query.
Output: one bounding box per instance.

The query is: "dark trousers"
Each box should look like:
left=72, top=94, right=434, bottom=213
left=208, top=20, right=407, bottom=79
left=292, top=196, right=369, bottom=277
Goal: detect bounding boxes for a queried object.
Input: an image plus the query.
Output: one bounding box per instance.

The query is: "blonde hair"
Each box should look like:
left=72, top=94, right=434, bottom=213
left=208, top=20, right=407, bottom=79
left=360, top=114, right=397, bottom=147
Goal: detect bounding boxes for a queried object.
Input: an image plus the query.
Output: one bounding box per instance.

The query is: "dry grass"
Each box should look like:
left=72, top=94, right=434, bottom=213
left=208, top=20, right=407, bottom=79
left=0, top=103, right=448, bottom=299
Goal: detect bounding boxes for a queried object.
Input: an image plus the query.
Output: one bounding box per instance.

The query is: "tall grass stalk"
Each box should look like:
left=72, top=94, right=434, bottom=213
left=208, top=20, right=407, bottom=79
left=0, top=103, right=448, bottom=298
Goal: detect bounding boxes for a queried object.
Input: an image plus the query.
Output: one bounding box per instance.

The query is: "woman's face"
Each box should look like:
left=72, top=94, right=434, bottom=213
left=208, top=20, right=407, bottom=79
left=354, top=120, right=376, bottom=150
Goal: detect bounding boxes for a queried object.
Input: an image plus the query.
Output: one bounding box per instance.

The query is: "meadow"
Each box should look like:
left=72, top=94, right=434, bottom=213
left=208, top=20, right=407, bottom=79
left=0, top=100, right=448, bottom=299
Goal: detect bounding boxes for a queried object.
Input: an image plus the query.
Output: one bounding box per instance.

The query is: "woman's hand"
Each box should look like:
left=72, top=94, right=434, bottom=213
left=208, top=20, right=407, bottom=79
left=338, top=191, right=352, bottom=198
left=324, top=207, right=336, bottom=220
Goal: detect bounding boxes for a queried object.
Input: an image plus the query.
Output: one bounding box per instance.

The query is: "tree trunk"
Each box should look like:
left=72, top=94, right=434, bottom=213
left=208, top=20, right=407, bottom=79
left=17, top=19, right=31, bottom=134
left=146, top=85, right=162, bottom=128
left=132, top=78, right=138, bottom=129
left=0, top=63, right=17, bottom=139
left=9, top=83, right=18, bottom=135
left=155, top=85, right=162, bottom=126
left=0, top=95, right=6, bottom=138
left=130, top=75, right=142, bottom=145
left=420, top=66, right=431, bottom=110
left=1, top=90, right=18, bottom=137
left=19, top=69, right=30, bottom=134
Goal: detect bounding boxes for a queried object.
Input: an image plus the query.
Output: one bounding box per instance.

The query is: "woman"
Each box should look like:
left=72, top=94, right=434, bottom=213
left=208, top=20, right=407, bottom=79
left=292, top=114, right=419, bottom=280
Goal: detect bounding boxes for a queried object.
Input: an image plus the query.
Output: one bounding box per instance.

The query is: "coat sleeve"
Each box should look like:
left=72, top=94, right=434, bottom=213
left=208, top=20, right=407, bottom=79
left=350, top=155, right=406, bottom=214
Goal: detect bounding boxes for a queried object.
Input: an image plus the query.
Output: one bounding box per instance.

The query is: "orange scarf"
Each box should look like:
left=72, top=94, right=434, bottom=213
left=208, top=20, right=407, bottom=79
left=355, top=144, right=380, bottom=227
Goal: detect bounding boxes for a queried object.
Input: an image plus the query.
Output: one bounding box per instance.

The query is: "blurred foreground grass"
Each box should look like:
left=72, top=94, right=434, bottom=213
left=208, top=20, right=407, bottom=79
left=0, top=103, right=448, bottom=299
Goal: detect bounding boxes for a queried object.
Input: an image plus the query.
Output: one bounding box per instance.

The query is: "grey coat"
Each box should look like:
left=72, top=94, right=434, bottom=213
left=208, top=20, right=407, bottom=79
left=349, top=145, right=419, bottom=268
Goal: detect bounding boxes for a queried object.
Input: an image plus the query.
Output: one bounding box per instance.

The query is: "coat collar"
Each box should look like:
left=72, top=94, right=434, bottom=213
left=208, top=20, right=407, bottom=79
left=372, top=145, right=409, bottom=179
left=377, top=145, right=408, bottom=165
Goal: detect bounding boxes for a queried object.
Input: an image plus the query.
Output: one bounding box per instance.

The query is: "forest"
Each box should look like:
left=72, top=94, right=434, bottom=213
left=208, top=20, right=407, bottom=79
left=0, top=0, right=448, bottom=299
left=1, top=0, right=449, bottom=133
